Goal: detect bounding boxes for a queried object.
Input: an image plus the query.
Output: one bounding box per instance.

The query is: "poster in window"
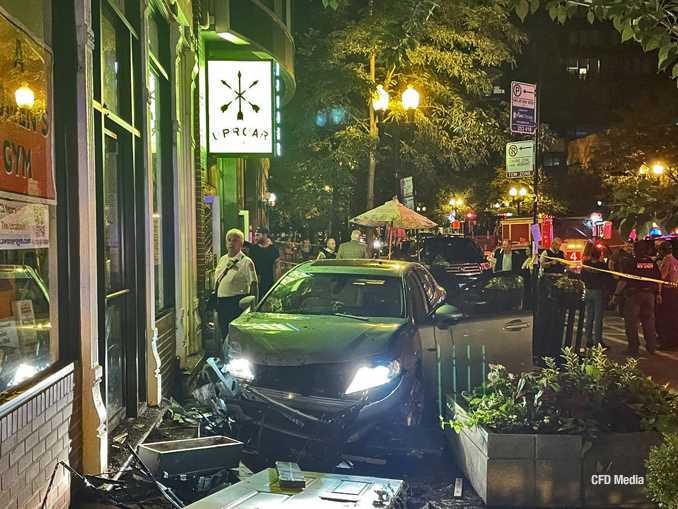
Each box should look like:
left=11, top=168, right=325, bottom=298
left=12, top=299, right=36, bottom=355
left=0, top=8, right=55, bottom=205
left=0, top=198, right=48, bottom=250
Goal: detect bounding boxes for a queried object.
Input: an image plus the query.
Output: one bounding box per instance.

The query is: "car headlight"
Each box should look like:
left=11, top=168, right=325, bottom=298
left=345, top=360, right=401, bottom=395
left=225, top=358, right=255, bottom=381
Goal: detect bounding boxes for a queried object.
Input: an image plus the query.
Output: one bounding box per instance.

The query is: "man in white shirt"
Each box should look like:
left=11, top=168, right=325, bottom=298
left=215, top=228, right=258, bottom=339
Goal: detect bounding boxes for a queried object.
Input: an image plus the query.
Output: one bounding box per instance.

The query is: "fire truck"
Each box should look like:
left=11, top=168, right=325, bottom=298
left=498, top=215, right=622, bottom=268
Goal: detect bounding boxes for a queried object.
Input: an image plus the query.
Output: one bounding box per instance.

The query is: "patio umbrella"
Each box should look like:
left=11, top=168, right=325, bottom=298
left=351, top=198, right=437, bottom=258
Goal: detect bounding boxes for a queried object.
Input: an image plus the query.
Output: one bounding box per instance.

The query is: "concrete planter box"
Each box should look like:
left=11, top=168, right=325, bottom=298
left=445, top=395, right=659, bottom=508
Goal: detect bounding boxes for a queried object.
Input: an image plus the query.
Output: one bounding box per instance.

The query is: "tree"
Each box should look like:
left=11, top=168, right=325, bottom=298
left=270, top=0, right=527, bottom=234
left=503, top=0, right=678, bottom=84
left=566, top=100, right=678, bottom=237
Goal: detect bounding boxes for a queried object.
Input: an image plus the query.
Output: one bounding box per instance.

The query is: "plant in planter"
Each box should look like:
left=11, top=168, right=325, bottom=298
left=552, top=275, right=585, bottom=307
left=646, top=433, right=678, bottom=508
left=553, top=274, right=585, bottom=294
left=450, top=347, right=678, bottom=441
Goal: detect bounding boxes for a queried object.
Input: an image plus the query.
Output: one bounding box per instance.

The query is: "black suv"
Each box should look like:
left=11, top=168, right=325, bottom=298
left=421, top=236, right=490, bottom=290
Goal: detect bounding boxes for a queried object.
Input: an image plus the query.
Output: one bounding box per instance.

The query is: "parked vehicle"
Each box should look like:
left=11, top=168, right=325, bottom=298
left=421, top=235, right=490, bottom=292
left=222, top=260, right=533, bottom=443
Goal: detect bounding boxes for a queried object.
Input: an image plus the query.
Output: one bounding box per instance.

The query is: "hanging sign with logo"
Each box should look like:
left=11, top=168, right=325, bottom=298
left=510, top=81, right=536, bottom=134
left=0, top=8, right=55, bottom=205
left=207, top=60, right=273, bottom=156
left=506, top=140, right=534, bottom=178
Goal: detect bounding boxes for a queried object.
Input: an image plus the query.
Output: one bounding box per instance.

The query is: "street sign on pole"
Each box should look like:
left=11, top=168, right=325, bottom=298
left=506, top=140, right=535, bottom=178
left=510, top=82, right=536, bottom=134
left=400, top=176, right=415, bottom=210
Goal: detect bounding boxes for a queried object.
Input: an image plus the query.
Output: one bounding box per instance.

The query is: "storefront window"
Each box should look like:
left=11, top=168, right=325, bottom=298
left=0, top=5, right=57, bottom=394
left=149, top=9, right=173, bottom=316
left=149, top=71, right=164, bottom=311
left=0, top=250, right=54, bottom=391
left=102, top=9, right=120, bottom=115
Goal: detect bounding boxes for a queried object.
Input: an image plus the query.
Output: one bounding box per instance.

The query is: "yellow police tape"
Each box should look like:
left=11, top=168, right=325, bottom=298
left=540, top=255, right=678, bottom=289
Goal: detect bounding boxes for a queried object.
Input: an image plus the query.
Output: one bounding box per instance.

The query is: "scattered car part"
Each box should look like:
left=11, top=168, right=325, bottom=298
left=128, top=444, right=185, bottom=508
left=182, top=468, right=404, bottom=508
left=275, top=461, right=305, bottom=489
left=137, top=436, right=243, bottom=477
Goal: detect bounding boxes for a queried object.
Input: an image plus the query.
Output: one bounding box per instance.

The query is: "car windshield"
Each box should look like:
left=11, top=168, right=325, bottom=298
left=258, top=269, right=404, bottom=318
left=423, top=238, right=484, bottom=264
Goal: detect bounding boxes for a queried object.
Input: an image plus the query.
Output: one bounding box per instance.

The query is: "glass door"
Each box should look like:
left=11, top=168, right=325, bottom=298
left=103, top=132, right=130, bottom=429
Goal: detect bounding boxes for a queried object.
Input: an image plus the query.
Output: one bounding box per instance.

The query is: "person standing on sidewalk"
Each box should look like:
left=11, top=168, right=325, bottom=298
left=609, top=240, right=634, bottom=317
left=540, top=237, right=566, bottom=274
left=215, top=229, right=258, bottom=340
left=613, top=241, right=661, bottom=356
left=317, top=238, right=337, bottom=260
left=337, top=230, right=369, bottom=259
left=248, top=226, right=280, bottom=298
left=301, top=238, right=311, bottom=261
left=582, top=247, right=611, bottom=349
left=656, top=241, right=678, bottom=350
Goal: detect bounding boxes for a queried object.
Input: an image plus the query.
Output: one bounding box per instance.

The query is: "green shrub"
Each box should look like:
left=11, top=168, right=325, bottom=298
left=646, top=433, right=678, bottom=508
left=450, top=347, right=678, bottom=447
left=554, top=275, right=585, bottom=294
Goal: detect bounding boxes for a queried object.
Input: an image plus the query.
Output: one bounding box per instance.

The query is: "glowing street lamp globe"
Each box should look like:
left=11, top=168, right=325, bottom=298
left=519, top=187, right=527, bottom=197
left=372, top=85, right=390, bottom=112
left=652, top=163, right=665, bottom=175
left=509, top=187, right=518, bottom=197
left=401, top=85, right=420, bottom=111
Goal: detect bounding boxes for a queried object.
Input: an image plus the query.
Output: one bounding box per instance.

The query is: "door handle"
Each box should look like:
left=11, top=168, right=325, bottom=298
left=503, top=320, right=531, bottom=332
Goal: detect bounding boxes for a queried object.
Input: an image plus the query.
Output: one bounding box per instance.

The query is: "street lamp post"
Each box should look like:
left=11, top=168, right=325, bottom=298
left=372, top=84, right=420, bottom=202
left=509, top=187, right=527, bottom=216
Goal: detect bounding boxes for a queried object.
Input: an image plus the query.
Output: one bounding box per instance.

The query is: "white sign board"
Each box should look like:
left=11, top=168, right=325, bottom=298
left=510, top=82, right=536, bottom=134
left=530, top=223, right=542, bottom=243
left=207, top=60, right=273, bottom=155
left=506, top=141, right=535, bottom=178
left=0, top=198, right=48, bottom=250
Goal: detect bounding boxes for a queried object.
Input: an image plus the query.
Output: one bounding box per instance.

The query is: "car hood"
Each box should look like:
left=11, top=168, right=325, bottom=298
left=228, top=312, right=407, bottom=366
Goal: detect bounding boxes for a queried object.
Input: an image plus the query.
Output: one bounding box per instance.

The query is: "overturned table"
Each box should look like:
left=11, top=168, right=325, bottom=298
left=186, top=467, right=404, bottom=508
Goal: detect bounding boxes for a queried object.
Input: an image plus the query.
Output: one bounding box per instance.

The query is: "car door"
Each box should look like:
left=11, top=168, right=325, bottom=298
left=408, top=266, right=453, bottom=416
left=447, top=271, right=533, bottom=395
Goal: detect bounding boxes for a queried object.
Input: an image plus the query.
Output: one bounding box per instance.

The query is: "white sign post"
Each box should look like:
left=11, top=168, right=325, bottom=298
left=207, top=60, right=273, bottom=155
left=400, top=176, right=415, bottom=210
left=506, top=141, right=535, bottom=178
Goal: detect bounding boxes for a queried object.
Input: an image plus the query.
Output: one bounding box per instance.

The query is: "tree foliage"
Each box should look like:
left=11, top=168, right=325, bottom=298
left=502, top=0, right=678, bottom=85
left=566, top=101, right=678, bottom=238
left=270, top=0, right=527, bottom=233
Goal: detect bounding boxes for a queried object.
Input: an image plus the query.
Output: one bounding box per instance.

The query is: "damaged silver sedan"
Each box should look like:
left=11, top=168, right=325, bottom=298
left=221, top=259, right=447, bottom=443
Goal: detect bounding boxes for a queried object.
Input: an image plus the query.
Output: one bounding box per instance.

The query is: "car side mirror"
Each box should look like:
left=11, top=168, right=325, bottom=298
left=239, top=295, right=256, bottom=310
left=433, top=303, right=462, bottom=326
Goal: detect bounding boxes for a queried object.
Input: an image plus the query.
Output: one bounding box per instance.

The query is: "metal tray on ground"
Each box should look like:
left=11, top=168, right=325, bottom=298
left=137, top=436, right=243, bottom=476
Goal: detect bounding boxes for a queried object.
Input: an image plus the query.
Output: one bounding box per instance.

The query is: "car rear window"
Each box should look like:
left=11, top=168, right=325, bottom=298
left=423, top=238, right=484, bottom=264
left=258, top=270, right=404, bottom=318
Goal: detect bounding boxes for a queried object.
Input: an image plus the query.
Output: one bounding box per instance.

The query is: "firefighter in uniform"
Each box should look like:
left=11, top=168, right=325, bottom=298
left=613, top=241, right=660, bottom=356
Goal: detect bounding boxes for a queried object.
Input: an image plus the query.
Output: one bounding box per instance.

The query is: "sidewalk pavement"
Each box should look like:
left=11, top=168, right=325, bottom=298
left=600, top=314, right=678, bottom=389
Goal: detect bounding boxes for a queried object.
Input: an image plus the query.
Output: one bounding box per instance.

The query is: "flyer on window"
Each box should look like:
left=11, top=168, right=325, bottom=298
left=0, top=198, right=48, bottom=250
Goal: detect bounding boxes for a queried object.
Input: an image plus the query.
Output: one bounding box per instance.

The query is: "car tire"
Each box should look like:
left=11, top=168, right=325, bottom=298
left=401, top=374, right=425, bottom=426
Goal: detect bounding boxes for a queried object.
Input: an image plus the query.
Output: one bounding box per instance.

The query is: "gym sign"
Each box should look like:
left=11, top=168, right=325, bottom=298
left=207, top=60, right=274, bottom=156
left=0, top=8, right=55, bottom=205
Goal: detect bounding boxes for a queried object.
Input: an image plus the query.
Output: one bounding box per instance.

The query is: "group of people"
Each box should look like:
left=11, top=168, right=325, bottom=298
left=607, top=240, right=678, bottom=355
left=212, top=227, right=375, bottom=339
left=491, top=234, right=678, bottom=356
left=212, top=226, right=280, bottom=339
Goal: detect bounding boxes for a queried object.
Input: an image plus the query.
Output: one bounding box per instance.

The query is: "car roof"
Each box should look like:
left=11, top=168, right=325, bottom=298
left=424, top=236, right=474, bottom=242
left=301, top=259, right=416, bottom=276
